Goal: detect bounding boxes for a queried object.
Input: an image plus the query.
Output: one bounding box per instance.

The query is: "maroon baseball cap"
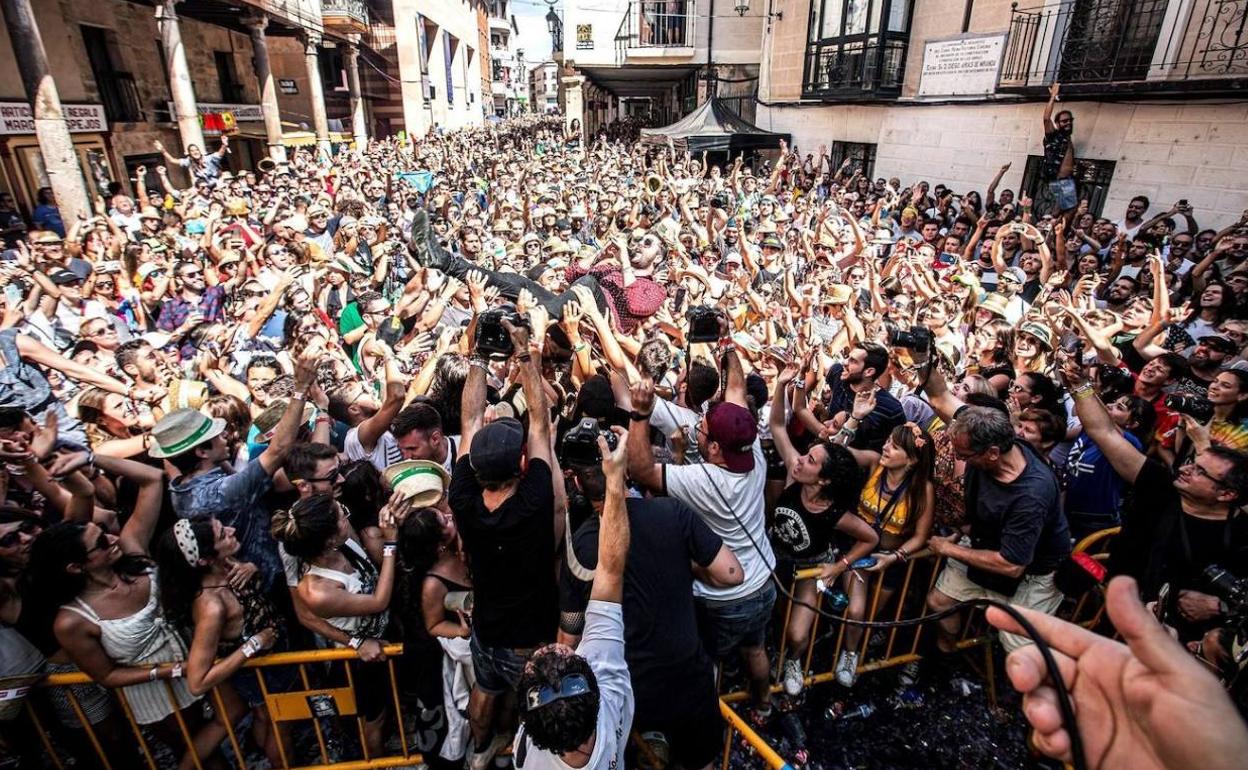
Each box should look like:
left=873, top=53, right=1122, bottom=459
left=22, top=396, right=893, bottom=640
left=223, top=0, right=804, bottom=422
left=706, top=402, right=757, bottom=473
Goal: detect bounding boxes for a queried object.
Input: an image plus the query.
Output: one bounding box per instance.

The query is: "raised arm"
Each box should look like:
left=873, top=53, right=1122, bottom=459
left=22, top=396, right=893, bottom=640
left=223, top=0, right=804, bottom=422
left=591, top=428, right=630, bottom=604
left=1060, top=357, right=1147, bottom=482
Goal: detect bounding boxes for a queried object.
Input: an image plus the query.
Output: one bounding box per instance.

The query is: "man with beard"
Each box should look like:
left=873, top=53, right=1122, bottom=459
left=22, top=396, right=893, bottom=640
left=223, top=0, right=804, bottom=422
left=1042, top=82, right=1077, bottom=225
left=1101, top=276, right=1139, bottom=314
left=816, top=342, right=905, bottom=455
left=156, top=261, right=226, bottom=332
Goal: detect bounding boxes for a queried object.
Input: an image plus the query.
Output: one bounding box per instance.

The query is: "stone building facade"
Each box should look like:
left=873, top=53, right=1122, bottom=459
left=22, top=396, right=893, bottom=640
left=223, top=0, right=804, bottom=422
left=756, top=0, right=1248, bottom=228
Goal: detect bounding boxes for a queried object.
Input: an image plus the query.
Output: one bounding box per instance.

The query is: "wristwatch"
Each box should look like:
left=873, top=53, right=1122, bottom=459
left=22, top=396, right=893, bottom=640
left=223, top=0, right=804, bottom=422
left=629, top=410, right=651, bottom=422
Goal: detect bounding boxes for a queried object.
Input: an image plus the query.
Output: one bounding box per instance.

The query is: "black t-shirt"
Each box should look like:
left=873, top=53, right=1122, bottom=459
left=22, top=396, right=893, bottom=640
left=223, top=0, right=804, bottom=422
left=824, top=364, right=906, bottom=452
left=1109, top=457, right=1248, bottom=600
left=965, top=441, right=1070, bottom=593
left=558, top=497, right=720, bottom=714
left=448, top=456, right=558, bottom=648
left=769, top=482, right=847, bottom=561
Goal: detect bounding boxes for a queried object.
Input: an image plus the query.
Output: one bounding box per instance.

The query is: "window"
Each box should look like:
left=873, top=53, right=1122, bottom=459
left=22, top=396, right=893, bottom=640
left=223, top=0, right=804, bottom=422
left=319, top=48, right=348, bottom=92
left=214, top=51, right=245, bottom=102
left=803, top=0, right=913, bottom=98
left=829, top=141, right=877, bottom=179
left=81, top=25, right=143, bottom=123
left=1020, top=155, right=1116, bottom=217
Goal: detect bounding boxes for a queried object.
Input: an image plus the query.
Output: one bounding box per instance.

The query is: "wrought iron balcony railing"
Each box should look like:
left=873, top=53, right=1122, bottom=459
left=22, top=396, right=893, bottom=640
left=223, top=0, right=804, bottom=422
left=615, top=0, right=696, bottom=62
left=322, top=0, right=369, bottom=32
left=1000, top=0, right=1248, bottom=93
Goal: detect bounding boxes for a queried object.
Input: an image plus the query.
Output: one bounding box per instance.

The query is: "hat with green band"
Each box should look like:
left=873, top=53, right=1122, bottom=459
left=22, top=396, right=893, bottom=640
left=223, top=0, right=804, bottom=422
left=382, top=460, right=451, bottom=508
left=148, top=409, right=227, bottom=459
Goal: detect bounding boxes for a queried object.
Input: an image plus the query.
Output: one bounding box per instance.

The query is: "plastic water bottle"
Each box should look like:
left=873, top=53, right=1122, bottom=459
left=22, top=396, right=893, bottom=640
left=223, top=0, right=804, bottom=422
left=949, top=677, right=983, bottom=697
left=839, top=703, right=875, bottom=721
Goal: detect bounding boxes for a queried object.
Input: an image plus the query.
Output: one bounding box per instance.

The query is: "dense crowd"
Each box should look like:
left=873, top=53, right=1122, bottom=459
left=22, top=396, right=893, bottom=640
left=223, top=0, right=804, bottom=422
left=0, top=91, right=1247, bottom=770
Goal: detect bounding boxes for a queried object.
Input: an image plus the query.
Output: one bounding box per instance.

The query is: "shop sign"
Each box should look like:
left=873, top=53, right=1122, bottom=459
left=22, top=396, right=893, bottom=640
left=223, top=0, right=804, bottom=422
left=0, top=102, right=108, bottom=135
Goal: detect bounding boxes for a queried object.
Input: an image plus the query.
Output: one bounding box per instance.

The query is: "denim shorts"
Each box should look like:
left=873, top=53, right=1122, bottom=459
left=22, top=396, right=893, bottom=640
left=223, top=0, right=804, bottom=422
left=695, top=581, right=777, bottom=659
left=1048, top=177, right=1078, bottom=210
left=469, top=633, right=532, bottom=695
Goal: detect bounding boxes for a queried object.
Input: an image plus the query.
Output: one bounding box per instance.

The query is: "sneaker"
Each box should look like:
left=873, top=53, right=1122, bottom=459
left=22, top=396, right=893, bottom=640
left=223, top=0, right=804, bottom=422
left=782, top=658, right=805, bottom=696
left=746, top=705, right=773, bottom=730
left=467, top=733, right=511, bottom=770
left=835, top=650, right=860, bottom=688
left=897, top=660, right=921, bottom=687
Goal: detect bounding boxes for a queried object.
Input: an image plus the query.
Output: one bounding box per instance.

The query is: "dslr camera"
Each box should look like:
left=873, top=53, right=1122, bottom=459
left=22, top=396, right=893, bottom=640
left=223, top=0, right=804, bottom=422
left=1165, top=394, right=1215, bottom=424
left=475, top=305, right=530, bottom=358
left=710, top=192, right=730, bottom=210
left=561, top=418, right=618, bottom=466
left=887, top=325, right=932, bottom=353
left=1204, top=565, right=1248, bottom=617
left=687, top=306, right=727, bottom=344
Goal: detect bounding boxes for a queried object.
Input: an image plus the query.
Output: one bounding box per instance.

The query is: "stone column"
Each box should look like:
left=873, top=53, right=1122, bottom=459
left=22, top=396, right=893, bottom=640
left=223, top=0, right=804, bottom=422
left=155, top=0, right=205, bottom=155
left=561, top=75, right=585, bottom=145
left=344, top=36, right=368, bottom=149
left=301, top=32, right=331, bottom=160
left=0, top=0, right=91, bottom=222
left=244, top=15, right=287, bottom=163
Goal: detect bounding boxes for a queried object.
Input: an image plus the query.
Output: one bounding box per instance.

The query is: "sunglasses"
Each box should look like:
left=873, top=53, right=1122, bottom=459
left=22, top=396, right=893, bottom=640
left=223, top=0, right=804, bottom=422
left=524, top=673, right=590, bottom=712
left=243, top=289, right=267, bottom=298
left=0, top=519, right=38, bottom=548
left=83, top=530, right=110, bottom=556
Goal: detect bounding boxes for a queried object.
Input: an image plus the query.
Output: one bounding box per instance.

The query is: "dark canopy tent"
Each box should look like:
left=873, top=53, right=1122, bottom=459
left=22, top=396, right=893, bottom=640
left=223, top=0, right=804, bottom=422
left=639, top=98, right=789, bottom=154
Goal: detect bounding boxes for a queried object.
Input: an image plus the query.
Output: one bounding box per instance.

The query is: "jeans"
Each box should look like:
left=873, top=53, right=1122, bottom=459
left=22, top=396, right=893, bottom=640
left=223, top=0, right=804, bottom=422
left=1048, top=177, right=1078, bottom=211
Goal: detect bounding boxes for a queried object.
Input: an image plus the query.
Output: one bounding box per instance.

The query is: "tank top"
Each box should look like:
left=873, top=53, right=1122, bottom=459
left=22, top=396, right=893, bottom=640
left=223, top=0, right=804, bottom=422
left=769, top=483, right=846, bottom=562
left=304, top=539, right=387, bottom=642
left=856, top=465, right=914, bottom=537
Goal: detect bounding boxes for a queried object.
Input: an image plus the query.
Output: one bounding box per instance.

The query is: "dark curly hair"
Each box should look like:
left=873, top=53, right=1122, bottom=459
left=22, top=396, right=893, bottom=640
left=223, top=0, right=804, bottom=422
left=814, top=441, right=865, bottom=508
left=517, top=648, right=600, bottom=754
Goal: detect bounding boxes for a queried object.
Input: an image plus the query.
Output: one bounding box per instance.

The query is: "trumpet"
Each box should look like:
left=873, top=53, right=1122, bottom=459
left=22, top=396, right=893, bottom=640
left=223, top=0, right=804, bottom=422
left=644, top=173, right=665, bottom=196
left=257, top=157, right=277, bottom=174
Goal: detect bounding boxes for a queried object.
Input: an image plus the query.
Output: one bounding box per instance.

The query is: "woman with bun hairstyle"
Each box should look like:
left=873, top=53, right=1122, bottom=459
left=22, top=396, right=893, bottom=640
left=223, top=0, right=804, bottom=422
left=271, top=491, right=411, bottom=756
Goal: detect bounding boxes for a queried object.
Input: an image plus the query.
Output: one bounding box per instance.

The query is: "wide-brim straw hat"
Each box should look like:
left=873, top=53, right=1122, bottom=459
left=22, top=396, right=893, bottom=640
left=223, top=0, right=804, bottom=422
left=383, top=460, right=451, bottom=508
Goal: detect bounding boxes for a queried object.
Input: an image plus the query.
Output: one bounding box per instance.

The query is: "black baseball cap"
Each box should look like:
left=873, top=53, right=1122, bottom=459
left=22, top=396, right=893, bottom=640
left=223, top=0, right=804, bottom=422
left=469, top=417, right=524, bottom=483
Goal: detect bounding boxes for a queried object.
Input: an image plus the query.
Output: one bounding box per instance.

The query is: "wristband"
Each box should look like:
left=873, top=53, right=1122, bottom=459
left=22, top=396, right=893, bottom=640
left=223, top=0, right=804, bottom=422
left=348, top=636, right=364, bottom=650
left=169, top=664, right=184, bottom=680
left=572, top=342, right=588, bottom=353
left=840, top=557, right=852, bottom=570
left=149, top=666, right=160, bottom=681
left=629, top=410, right=652, bottom=422
left=292, top=390, right=308, bottom=402
left=241, top=637, right=262, bottom=659
left=383, top=542, right=397, bottom=557
left=468, top=357, right=489, bottom=372
left=1071, top=383, right=1095, bottom=401
left=792, top=381, right=806, bottom=390
left=515, top=352, right=532, bottom=363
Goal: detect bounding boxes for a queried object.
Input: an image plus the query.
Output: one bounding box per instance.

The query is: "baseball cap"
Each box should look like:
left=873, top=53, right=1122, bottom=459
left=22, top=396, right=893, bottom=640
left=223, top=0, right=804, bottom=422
left=1199, top=334, right=1239, bottom=354
left=705, top=402, right=757, bottom=473
left=1001, top=266, right=1027, bottom=284
left=469, top=417, right=525, bottom=483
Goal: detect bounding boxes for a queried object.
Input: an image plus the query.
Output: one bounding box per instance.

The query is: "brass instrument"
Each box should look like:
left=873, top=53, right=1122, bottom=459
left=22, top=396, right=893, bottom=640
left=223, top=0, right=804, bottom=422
left=644, top=173, right=664, bottom=196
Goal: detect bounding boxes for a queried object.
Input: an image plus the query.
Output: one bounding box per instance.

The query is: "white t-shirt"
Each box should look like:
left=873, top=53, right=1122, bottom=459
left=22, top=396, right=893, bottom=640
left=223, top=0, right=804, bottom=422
left=649, top=396, right=702, bottom=462
left=344, top=426, right=403, bottom=471
left=515, top=601, right=633, bottom=770
left=665, top=439, right=773, bottom=601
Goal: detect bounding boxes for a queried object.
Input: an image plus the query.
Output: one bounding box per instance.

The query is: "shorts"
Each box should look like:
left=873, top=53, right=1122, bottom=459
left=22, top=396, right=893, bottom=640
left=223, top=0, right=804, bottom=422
left=1048, top=177, right=1078, bottom=211
left=933, top=557, right=1063, bottom=653
left=696, top=581, right=777, bottom=659
left=469, top=633, right=532, bottom=696
left=231, top=661, right=298, bottom=709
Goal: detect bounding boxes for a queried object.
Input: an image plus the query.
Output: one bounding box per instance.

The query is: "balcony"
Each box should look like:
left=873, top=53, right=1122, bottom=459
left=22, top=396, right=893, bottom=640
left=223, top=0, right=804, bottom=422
left=322, top=0, right=369, bottom=34
left=999, top=0, right=1248, bottom=96
left=615, top=0, right=696, bottom=63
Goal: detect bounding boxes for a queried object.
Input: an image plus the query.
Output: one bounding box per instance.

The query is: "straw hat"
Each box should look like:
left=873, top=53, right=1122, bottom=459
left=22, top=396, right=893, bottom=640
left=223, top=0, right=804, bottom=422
left=822, top=284, right=854, bottom=305
left=138, top=206, right=163, bottom=222
left=148, top=408, right=226, bottom=459
left=30, top=230, right=63, bottom=244
left=164, top=379, right=209, bottom=412
left=382, top=460, right=451, bottom=508
left=978, top=292, right=1010, bottom=319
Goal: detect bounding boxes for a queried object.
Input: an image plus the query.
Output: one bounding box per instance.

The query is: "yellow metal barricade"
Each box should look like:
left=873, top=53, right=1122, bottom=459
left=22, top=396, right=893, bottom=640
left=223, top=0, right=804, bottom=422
left=27, top=644, right=422, bottom=770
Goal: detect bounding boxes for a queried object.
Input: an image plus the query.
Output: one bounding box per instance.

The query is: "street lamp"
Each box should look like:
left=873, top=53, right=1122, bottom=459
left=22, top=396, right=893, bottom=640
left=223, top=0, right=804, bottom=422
left=545, top=0, right=562, bottom=51
left=734, top=0, right=749, bottom=16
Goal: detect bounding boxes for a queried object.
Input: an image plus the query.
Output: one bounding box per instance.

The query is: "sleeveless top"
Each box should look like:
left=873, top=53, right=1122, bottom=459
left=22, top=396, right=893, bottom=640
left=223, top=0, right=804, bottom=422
left=214, top=575, right=283, bottom=657
left=60, top=570, right=198, bottom=724
left=856, top=465, right=914, bottom=537
left=305, top=539, right=388, bottom=642
left=427, top=572, right=471, bottom=627
left=769, top=483, right=847, bottom=563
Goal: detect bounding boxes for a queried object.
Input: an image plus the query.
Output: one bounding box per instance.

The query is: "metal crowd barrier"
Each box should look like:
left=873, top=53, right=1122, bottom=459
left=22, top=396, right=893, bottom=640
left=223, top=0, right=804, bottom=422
left=22, top=529, right=1121, bottom=770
